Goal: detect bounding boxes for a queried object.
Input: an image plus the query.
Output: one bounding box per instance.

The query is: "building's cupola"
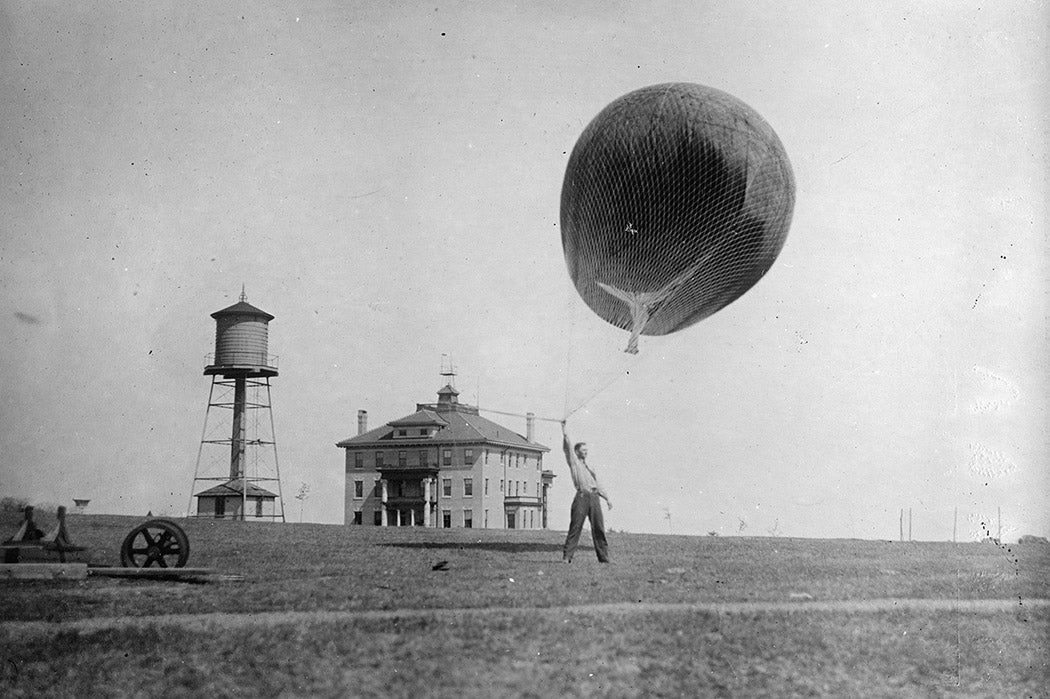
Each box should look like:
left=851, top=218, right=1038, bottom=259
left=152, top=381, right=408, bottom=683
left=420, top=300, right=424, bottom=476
left=437, top=384, right=459, bottom=410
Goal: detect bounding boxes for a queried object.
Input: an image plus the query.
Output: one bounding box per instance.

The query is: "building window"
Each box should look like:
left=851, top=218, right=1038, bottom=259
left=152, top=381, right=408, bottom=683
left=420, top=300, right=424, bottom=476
left=397, top=429, right=407, bottom=437
left=464, top=448, right=474, bottom=464
left=464, top=478, right=473, bottom=497
left=419, top=450, right=428, bottom=467
left=354, top=480, right=363, bottom=499
left=464, top=509, right=473, bottom=528
left=354, top=452, right=363, bottom=469
left=442, top=510, right=451, bottom=528
left=375, top=451, right=385, bottom=468
left=419, top=428, right=429, bottom=436
left=484, top=478, right=489, bottom=495
left=374, top=510, right=382, bottom=526
left=499, top=479, right=504, bottom=493
left=353, top=511, right=362, bottom=525
left=537, top=455, right=542, bottom=470
left=443, top=449, right=452, bottom=466
left=484, top=510, right=489, bottom=528
left=374, top=479, right=381, bottom=496
left=214, top=498, right=225, bottom=518
left=255, top=498, right=264, bottom=517
left=442, top=478, right=452, bottom=497
left=507, top=512, right=516, bottom=529
left=398, top=450, right=407, bottom=467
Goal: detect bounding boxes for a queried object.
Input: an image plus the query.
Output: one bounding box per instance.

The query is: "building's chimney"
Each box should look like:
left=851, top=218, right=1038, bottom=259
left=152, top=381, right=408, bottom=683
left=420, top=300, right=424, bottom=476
left=526, top=412, right=535, bottom=442
left=357, top=410, right=368, bottom=435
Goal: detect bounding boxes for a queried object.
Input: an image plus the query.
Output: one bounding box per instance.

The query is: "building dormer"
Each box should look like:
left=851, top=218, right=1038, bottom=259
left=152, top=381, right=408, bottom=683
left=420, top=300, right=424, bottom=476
left=388, top=410, right=448, bottom=439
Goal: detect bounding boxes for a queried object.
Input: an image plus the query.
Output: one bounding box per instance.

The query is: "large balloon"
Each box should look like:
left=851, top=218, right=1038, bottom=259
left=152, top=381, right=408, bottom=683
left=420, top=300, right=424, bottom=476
left=560, top=83, right=795, bottom=353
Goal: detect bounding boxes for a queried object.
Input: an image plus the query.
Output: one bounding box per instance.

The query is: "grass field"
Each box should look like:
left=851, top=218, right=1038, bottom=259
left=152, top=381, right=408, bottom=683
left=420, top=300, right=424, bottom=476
left=2, top=513, right=1048, bottom=697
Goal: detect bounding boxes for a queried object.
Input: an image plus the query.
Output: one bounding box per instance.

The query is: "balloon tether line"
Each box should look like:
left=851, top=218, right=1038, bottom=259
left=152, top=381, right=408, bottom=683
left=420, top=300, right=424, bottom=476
left=562, top=281, right=578, bottom=421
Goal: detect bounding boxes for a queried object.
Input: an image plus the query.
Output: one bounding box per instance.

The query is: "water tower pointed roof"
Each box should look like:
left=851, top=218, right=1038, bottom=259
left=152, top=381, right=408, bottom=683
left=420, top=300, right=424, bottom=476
left=210, top=300, right=274, bottom=321
left=438, top=384, right=459, bottom=397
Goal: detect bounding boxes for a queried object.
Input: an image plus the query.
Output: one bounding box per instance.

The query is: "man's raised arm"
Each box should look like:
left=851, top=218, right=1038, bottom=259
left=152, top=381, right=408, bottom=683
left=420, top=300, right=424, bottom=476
left=561, top=422, right=573, bottom=466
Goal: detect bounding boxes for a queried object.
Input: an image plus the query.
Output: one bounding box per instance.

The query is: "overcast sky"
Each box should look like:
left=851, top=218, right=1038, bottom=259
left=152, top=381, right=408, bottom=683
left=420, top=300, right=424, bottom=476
left=2, top=1, right=1046, bottom=540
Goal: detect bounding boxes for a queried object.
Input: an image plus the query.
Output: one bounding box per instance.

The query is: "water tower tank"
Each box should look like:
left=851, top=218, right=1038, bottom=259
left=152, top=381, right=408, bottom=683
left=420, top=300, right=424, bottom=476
left=204, top=292, right=277, bottom=377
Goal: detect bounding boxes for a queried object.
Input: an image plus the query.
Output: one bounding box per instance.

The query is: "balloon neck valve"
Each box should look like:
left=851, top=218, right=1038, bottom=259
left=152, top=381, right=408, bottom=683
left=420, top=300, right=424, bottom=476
left=597, top=282, right=658, bottom=355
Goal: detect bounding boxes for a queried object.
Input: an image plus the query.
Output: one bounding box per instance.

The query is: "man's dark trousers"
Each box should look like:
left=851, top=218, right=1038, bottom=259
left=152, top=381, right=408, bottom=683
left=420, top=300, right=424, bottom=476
left=563, top=489, right=609, bottom=562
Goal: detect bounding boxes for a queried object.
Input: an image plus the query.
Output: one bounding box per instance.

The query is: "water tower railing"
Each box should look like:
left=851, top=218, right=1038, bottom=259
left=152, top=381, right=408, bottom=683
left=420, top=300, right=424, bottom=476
left=204, top=353, right=279, bottom=369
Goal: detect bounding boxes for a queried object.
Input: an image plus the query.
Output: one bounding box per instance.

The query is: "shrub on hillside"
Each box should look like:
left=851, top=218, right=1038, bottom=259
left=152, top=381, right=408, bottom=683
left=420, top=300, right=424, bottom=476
left=1017, top=534, right=1049, bottom=545
left=0, top=497, right=30, bottom=514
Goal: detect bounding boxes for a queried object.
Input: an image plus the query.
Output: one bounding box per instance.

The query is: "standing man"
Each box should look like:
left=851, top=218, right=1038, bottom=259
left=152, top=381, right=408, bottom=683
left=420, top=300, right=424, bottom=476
left=561, top=421, right=612, bottom=563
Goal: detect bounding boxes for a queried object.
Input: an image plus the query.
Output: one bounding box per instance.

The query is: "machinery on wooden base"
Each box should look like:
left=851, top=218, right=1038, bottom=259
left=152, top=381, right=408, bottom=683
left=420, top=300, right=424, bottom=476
left=0, top=506, right=217, bottom=580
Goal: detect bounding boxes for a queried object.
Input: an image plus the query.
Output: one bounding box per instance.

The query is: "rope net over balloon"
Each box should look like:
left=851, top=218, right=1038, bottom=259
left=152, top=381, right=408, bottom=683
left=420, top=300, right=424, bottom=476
left=560, top=83, right=795, bottom=355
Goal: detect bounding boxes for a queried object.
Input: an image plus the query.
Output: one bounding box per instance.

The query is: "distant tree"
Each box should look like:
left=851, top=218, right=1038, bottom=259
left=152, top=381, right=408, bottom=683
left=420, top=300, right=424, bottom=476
left=294, top=482, right=310, bottom=523
left=707, top=531, right=718, bottom=537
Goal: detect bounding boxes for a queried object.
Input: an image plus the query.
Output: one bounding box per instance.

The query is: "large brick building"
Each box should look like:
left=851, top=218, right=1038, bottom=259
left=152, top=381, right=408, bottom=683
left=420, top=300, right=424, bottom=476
left=338, top=385, right=554, bottom=529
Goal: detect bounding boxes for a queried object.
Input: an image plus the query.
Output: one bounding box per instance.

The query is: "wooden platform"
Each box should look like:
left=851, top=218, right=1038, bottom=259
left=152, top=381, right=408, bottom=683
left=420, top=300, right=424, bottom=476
left=0, top=563, right=88, bottom=580
left=1, top=564, right=241, bottom=583
left=88, top=567, right=243, bottom=582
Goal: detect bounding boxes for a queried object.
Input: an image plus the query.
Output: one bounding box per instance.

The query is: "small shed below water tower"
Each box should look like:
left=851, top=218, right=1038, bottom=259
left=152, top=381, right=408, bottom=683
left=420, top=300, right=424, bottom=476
left=195, top=480, right=279, bottom=520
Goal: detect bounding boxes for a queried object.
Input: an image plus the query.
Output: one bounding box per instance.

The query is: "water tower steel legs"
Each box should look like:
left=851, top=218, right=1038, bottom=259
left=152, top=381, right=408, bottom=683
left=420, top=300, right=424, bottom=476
left=264, top=378, right=286, bottom=522
left=189, top=375, right=285, bottom=522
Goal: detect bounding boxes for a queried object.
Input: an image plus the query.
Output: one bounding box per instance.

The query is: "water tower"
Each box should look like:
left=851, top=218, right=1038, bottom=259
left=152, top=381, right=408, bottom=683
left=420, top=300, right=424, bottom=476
left=189, top=289, right=285, bottom=521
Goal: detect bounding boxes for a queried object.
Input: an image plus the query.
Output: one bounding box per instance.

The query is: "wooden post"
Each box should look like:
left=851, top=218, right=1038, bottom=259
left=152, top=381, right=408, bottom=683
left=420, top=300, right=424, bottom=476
left=908, top=508, right=913, bottom=541
left=899, top=509, right=904, bottom=542
left=953, top=507, right=958, bottom=543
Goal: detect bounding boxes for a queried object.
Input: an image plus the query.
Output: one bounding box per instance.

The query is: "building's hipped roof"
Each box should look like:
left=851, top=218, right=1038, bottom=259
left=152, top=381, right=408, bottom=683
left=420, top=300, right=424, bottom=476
left=337, top=405, right=548, bottom=452
left=195, top=480, right=278, bottom=498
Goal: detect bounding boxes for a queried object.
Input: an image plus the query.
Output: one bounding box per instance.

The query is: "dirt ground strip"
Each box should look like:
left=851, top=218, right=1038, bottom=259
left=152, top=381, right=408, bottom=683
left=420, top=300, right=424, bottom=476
left=2, top=597, right=1045, bottom=637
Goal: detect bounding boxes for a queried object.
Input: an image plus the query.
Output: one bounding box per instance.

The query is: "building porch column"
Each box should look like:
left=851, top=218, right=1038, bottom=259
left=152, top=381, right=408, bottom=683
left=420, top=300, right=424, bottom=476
left=380, top=480, right=389, bottom=526
left=423, top=478, right=432, bottom=527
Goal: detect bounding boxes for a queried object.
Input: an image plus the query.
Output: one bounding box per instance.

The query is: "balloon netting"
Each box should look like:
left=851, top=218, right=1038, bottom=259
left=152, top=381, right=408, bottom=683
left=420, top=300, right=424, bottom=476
left=560, top=83, right=795, bottom=350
